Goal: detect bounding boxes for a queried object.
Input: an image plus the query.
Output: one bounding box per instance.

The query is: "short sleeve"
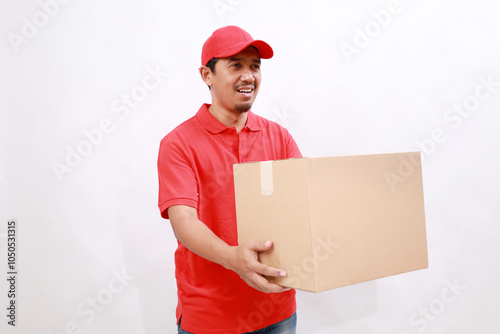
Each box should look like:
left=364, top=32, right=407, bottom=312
left=285, top=129, right=302, bottom=159
left=157, top=137, right=199, bottom=219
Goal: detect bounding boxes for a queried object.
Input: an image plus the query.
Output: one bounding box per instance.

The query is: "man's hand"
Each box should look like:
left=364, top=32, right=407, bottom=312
left=168, top=205, right=290, bottom=294
left=224, top=240, right=290, bottom=293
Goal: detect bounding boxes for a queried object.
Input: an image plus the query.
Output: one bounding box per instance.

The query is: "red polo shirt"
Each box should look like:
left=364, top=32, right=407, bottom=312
left=157, top=104, right=301, bottom=333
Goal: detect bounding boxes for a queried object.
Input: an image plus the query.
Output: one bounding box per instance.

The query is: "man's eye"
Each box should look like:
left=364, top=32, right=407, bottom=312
left=252, top=65, right=260, bottom=70
left=231, top=63, right=241, bottom=68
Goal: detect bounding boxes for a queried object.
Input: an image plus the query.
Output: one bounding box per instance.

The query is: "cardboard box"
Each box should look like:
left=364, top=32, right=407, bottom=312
left=233, top=151, right=428, bottom=292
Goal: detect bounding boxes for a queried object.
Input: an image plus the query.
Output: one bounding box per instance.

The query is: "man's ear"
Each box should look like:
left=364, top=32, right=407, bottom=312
left=199, top=66, right=213, bottom=88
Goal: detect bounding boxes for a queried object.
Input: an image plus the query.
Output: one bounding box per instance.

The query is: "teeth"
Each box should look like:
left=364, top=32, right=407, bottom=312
left=238, top=89, right=252, bottom=93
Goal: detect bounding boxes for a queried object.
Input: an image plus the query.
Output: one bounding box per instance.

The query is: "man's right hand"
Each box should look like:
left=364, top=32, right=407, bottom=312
left=168, top=205, right=290, bottom=294
left=224, top=240, right=290, bottom=294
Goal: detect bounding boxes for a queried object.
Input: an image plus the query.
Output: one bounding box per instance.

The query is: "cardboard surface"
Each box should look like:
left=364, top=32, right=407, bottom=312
left=233, top=152, right=428, bottom=292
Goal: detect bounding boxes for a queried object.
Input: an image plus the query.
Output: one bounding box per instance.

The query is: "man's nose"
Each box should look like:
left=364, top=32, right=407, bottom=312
left=240, top=66, right=255, bottom=82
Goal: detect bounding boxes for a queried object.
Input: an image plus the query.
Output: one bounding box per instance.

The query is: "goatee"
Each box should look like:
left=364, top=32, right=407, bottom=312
left=234, top=103, right=252, bottom=112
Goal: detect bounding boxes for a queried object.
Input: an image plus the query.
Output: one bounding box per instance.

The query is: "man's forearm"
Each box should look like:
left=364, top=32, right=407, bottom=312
left=168, top=205, right=234, bottom=269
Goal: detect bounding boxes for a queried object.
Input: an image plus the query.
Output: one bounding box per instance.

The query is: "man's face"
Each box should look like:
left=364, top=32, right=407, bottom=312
left=210, top=46, right=262, bottom=113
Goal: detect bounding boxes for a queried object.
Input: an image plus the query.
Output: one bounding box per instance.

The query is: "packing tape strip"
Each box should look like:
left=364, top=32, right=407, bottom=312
left=260, top=161, right=274, bottom=196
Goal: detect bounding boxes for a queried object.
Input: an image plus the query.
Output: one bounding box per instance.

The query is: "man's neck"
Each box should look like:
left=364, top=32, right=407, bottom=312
left=208, top=103, right=248, bottom=134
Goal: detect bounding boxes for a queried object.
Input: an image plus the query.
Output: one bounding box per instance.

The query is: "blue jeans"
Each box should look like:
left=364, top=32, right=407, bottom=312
left=178, top=312, right=297, bottom=334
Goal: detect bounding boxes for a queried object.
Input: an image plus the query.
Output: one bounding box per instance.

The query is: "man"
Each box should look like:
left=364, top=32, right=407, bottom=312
left=157, top=25, right=301, bottom=333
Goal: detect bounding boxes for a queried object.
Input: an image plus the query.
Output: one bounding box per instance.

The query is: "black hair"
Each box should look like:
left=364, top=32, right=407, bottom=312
left=205, top=58, right=219, bottom=90
left=206, top=57, right=219, bottom=74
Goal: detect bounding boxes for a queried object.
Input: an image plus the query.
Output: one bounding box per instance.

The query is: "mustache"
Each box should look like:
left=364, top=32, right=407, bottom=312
left=234, top=82, right=256, bottom=90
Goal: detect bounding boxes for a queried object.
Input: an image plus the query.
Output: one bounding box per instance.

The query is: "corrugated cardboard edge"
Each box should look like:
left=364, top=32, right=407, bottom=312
left=263, top=158, right=317, bottom=291
left=307, top=157, right=354, bottom=293
left=305, top=158, right=320, bottom=292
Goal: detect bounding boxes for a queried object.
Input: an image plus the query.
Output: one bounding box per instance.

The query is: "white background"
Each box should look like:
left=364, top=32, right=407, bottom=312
left=1, top=0, right=499, bottom=333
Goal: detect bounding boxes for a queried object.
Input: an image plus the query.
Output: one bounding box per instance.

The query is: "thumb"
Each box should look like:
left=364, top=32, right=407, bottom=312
left=257, top=240, right=273, bottom=251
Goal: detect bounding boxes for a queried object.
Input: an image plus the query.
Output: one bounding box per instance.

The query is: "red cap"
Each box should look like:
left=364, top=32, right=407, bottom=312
left=201, top=26, right=274, bottom=66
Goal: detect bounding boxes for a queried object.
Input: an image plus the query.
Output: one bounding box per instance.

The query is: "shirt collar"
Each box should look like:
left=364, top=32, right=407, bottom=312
left=196, top=103, right=261, bottom=133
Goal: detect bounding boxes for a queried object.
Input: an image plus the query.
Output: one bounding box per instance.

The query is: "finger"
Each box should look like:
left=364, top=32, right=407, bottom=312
left=250, top=274, right=290, bottom=293
left=263, top=283, right=289, bottom=293
left=247, top=240, right=273, bottom=252
left=256, top=263, right=287, bottom=278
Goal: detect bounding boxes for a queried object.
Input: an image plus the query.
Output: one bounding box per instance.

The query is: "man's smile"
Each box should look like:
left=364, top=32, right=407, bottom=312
left=235, top=83, right=256, bottom=98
